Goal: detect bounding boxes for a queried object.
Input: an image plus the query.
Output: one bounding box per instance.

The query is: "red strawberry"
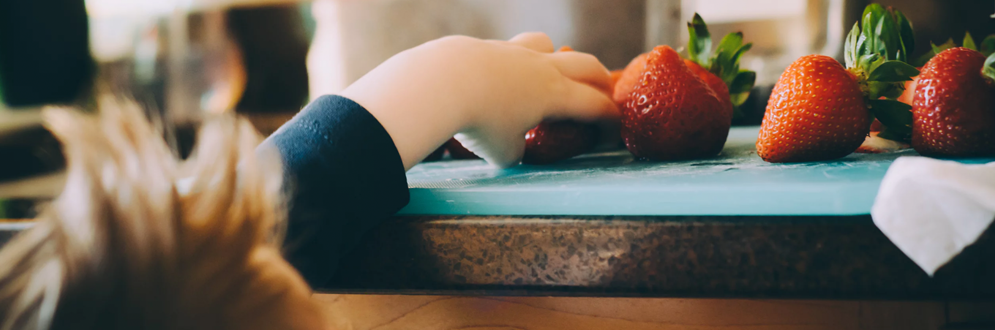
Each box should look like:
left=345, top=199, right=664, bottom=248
left=684, top=59, right=733, bottom=116
left=621, top=45, right=730, bottom=160
left=912, top=47, right=995, bottom=157
left=758, top=4, right=919, bottom=162
left=613, top=53, right=648, bottom=106
left=757, top=55, right=870, bottom=162
left=445, top=138, right=479, bottom=159
left=522, top=121, right=599, bottom=164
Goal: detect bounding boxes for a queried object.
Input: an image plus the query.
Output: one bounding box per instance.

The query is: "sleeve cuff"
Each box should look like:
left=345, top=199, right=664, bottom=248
left=260, top=94, right=409, bottom=287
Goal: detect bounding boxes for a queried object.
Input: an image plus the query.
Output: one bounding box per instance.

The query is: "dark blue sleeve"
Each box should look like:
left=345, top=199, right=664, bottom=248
left=259, top=94, right=409, bottom=288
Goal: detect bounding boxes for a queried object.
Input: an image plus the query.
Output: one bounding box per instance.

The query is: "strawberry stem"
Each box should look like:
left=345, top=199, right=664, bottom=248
left=845, top=4, right=918, bottom=143
left=687, top=14, right=712, bottom=67
left=685, top=13, right=757, bottom=119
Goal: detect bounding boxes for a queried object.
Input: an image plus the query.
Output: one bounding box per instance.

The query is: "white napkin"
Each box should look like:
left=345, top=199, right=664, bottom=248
left=871, top=156, right=995, bottom=276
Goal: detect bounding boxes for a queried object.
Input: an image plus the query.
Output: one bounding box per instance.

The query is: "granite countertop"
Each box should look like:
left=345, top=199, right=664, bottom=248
left=2, top=214, right=991, bottom=298
left=328, top=214, right=995, bottom=299
left=326, top=127, right=995, bottom=298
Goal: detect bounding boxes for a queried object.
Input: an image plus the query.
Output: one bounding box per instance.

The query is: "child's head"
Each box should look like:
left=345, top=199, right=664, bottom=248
left=0, top=97, right=325, bottom=330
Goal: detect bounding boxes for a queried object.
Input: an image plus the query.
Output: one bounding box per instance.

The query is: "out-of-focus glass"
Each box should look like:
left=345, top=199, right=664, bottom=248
left=86, top=0, right=303, bottom=124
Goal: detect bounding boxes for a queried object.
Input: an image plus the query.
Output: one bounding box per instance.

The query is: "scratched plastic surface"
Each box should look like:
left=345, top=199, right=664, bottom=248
left=399, top=127, right=990, bottom=216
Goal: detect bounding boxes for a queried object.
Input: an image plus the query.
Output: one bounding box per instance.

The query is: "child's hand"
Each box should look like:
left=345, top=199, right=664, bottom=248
left=340, top=32, right=618, bottom=169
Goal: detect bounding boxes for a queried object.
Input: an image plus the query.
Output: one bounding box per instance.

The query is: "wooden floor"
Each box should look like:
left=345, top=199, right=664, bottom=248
left=315, top=294, right=994, bottom=330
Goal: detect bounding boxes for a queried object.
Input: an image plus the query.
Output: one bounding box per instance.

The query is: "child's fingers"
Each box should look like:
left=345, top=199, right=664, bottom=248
left=506, top=32, right=555, bottom=53
left=547, top=79, right=620, bottom=122
left=547, top=51, right=613, bottom=94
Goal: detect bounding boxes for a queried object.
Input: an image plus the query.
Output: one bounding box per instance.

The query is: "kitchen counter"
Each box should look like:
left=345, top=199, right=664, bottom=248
left=2, top=127, right=993, bottom=299
left=327, top=214, right=994, bottom=299
left=325, top=127, right=995, bottom=298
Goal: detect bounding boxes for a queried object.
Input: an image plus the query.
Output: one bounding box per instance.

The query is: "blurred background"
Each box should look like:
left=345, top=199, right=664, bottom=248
left=0, top=0, right=993, bottom=216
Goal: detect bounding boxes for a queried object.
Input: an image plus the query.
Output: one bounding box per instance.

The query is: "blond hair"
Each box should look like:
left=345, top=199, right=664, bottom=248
left=0, top=97, right=325, bottom=330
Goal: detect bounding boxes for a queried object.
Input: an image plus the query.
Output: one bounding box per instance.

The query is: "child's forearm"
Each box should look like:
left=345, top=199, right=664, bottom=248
left=339, top=44, right=469, bottom=170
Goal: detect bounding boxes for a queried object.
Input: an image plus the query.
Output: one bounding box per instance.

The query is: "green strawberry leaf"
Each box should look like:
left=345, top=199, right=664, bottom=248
left=729, top=71, right=756, bottom=99
left=687, top=13, right=756, bottom=115
left=913, top=38, right=955, bottom=67
left=875, top=15, right=901, bottom=60
left=866, top=53, right=887, bottom=75
left=931, top=38, right=956, bottom=54
left=964, top=31, right=977, bottom=51
left=861, top=4, right=887, bottom=57
left=730, top=43, right=752, bottom=65
left=715, top=32, right=743, bottom=60
left=687, top=13, right=712, bottom=66
left=866, top=81, right=904, bottom=99
left=870, top=16, right=888, bottom=56
left=845, top=22, right=861, bottom=68
left=980, top=34, right=995, bottom=56
left=877, top=126, right=911, bottom=142
left=722, top=43, right=752, bottom=82
left=868, top=60, right=920, bottom=82
left=850, top=4, right=914, bottom=70
left=729, top=71, right=755, bottom=121
left=867, top=99, right=912, bottom=141
left=894, top=10, right=915, bottom=58
left=712, top=32, right=745, bottom=83
left=983, top=51, right=995, bottom=82
left=857, top=53, right=881, bottom=73
left=856, top=33, right=868, bottom=62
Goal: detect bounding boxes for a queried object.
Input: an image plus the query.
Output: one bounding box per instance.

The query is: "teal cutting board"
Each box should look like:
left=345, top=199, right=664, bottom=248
left=399, top=127, right=988, bottom=216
